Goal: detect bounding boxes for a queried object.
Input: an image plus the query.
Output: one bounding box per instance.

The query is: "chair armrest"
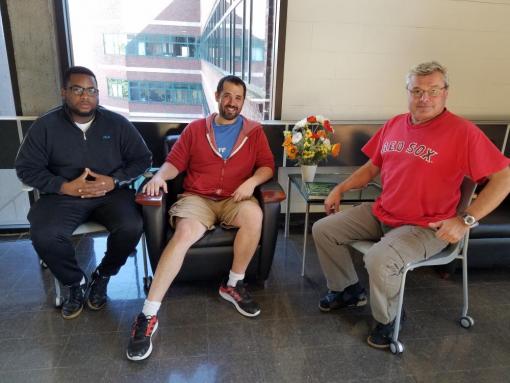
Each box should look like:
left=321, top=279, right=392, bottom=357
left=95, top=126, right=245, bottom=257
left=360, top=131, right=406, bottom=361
left=255, top=180, right=286, bottom=204
left=135, top=192, right=163, bottom=206
left=135, top=171, right=163, bottom=206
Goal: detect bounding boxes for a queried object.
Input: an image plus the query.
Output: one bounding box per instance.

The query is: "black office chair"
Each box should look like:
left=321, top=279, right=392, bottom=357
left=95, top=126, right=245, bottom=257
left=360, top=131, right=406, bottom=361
left=136, top=135, right=286, bottom=286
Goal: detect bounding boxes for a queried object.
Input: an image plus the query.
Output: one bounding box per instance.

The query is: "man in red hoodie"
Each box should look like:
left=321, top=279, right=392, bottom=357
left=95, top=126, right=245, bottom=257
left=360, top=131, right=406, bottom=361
left=126, top=75, right=275, bottom=361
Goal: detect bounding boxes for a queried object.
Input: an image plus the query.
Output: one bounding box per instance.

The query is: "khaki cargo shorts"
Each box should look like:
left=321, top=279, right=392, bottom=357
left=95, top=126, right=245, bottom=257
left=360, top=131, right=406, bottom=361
left=169, top=194, right=260, bottom=230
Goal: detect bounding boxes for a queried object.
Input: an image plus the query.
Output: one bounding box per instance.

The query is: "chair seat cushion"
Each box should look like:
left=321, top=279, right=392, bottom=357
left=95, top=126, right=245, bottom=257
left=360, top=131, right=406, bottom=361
left=165, top=226, right=238, bottom=248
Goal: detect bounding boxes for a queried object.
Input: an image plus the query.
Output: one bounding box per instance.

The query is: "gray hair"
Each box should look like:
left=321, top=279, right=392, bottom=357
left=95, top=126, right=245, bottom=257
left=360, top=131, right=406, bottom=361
left=406, top=61, right=449, bottom=89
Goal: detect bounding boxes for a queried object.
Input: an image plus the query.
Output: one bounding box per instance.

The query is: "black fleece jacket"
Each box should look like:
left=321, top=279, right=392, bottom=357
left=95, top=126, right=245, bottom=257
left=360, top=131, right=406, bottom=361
left=15, top=104, right=152, bottom=194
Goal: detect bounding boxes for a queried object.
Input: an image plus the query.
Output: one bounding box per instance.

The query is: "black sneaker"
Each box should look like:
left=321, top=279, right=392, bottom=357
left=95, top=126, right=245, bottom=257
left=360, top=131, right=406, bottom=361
left=126, top=313, right=159, bottom=361
left=319, top=282, right=368, bottom=312
left=367, top=311, right=407, bottom=349
left=87, top=269, right=110, bottom=310
left=367, top=321, right=394, bottom=349
left=219, top=280, right=261, bottom=317
left=62, top=277, right=87, bottom=320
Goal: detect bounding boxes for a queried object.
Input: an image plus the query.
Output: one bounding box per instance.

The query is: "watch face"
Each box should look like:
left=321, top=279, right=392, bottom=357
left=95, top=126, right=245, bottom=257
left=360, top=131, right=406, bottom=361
left=464, top=215, right=476, bottom=225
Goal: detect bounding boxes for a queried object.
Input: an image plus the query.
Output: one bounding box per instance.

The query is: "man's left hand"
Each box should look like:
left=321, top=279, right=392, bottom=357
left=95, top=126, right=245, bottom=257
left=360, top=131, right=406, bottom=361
left=78, top=168, right=115, bottom=198
left=231, top=179, right=257, bottom=202
left=428, top=217, right=469, bottom=243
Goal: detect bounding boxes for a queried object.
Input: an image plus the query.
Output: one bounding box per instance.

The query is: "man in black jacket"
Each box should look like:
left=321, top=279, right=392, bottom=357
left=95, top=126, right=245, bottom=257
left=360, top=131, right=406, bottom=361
left=15, top=66, right=152, bottom=319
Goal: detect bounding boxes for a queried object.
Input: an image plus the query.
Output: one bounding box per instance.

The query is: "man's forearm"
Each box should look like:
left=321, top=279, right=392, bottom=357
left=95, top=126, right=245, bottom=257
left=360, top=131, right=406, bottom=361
left=466, top=166, right=510, bottom=221
left=249, top=166, right=273, bottom=186
left=154, top=161, right=180, bottom=181
left=335, top=160, right=380, bottom=194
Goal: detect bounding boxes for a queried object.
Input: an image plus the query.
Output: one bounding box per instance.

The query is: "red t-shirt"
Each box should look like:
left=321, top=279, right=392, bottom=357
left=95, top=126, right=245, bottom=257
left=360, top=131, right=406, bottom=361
left=362, top=110, right=510, bottom=227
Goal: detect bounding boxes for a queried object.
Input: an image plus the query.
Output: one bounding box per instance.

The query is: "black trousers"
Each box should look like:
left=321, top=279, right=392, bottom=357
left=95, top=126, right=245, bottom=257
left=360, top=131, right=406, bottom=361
left=28, top=188, right=143, bottom=286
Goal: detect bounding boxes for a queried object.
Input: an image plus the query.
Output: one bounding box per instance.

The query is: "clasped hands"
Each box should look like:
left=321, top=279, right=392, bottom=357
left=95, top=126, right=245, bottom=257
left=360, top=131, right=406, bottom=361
left=61, top=168, right=115, bottom=198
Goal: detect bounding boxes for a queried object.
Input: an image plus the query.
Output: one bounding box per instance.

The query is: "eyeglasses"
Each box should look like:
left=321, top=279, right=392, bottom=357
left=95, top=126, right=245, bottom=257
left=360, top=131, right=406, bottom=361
left=67, top=85, right=99, bottom=96
left=408, top=87, right=447, bottom=98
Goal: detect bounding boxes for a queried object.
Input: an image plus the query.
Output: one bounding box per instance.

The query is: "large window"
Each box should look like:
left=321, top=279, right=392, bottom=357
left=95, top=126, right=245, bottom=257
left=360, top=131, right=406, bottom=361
left=201, top=0, right=277, bottom=120
left=64, top=0, right=279, bottom=120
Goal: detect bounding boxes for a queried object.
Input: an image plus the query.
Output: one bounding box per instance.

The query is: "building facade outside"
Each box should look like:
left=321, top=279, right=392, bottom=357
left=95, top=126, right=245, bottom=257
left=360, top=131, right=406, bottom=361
left=68, top=0, right=276, bottom=121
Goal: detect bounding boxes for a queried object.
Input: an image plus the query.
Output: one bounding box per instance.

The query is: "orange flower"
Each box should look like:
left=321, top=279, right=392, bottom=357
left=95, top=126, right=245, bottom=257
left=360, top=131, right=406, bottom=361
left=307, top=115, right=317, bottom=123
left=283, top=135, right=292, bottom=147
left=324, top=120, right=333, bottom=133
left=286, top=145, right=298, bottom=159
left=316, top=130, right=326, bottom=138
left=331, top=143, right=341, bottom=157
left=311, top=132, right=320, bottom=140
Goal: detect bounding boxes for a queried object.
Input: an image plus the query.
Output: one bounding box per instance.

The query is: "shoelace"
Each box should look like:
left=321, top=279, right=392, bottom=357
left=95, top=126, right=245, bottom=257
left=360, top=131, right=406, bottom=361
left=233, top=283, right=252, bottom=302
left=132, top=315, right=156, bottom=338
left=68, top=284, right=85, bottom=304
left=91, top=276, right=109, bottom=294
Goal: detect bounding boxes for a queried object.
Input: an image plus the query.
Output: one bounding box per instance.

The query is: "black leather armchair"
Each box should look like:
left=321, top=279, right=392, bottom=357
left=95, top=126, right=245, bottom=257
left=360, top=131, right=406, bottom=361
left=136, top=135, right=286, bottom=284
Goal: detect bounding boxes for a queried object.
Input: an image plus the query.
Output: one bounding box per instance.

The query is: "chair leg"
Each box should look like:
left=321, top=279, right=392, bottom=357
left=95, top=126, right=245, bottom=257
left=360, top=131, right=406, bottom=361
left=459, top=235, right=474, bottom=328
left=390, top=268, right=408, bottom=354
left=141, top=234, right=153, bottom=293
left=54, top=276, right=63, bottom=308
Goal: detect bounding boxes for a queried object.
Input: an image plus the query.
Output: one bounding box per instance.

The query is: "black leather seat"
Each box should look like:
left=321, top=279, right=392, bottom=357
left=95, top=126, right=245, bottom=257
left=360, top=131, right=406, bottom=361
left=467, top=194, right=510, bottom=267
left=136, top=135, right=286, bottom=283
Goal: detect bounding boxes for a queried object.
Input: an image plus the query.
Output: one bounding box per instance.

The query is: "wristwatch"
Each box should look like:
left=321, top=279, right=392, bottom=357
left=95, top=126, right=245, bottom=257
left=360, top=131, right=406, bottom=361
left=112, top=177, right=120, bottom=188
left=461, top=213, right=479, bottom=228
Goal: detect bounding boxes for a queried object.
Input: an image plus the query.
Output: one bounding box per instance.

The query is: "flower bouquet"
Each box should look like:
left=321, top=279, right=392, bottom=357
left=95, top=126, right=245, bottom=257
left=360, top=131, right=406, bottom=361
left=283, top=115, right=340, bottom=166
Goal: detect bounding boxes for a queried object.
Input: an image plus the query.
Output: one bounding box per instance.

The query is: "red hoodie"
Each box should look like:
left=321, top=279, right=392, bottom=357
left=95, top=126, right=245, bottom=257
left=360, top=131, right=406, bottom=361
left=167, top=114, right=275, bottom=199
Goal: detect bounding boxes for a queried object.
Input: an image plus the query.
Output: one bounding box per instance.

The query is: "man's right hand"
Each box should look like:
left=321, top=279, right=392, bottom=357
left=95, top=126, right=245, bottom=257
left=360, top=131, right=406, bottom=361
left=60, top=169, right=92, bottom=197
left=324, top=187, right=342, bottom=215
left=142, top=175, right=167, bottom=196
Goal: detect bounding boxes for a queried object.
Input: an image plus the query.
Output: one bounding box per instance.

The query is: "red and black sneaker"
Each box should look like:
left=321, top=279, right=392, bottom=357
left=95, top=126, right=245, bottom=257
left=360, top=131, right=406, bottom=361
left=219, top=280, right=261, bottom=317
left=126, top=313, right=159, bottom=361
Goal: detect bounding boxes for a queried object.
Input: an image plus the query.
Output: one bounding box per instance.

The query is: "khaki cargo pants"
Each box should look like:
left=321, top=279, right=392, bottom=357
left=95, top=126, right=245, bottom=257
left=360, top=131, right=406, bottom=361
left=312, top=202, right=448, bottom=324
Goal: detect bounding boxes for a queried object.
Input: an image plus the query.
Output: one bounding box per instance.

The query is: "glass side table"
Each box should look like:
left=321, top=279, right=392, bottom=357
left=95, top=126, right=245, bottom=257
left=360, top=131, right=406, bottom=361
left=284, top=169, right=381, bottom=276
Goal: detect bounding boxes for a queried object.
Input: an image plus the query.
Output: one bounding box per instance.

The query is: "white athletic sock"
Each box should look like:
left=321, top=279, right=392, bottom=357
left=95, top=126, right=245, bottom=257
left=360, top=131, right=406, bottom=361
left=142, top=300, right=161, bottom=317
left=227, top=270, right=245, bottom=287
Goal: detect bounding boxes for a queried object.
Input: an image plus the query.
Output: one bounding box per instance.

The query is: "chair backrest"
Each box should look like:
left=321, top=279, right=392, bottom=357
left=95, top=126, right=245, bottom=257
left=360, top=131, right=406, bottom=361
left=457, top=177, right=478, bottom=214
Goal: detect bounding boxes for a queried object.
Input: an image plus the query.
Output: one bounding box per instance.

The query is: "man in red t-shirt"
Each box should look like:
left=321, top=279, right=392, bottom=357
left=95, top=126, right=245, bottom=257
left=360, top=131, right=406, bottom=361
left=126, top=76, right=275, bottom=361
left=312, top=61, right=510, bottom=350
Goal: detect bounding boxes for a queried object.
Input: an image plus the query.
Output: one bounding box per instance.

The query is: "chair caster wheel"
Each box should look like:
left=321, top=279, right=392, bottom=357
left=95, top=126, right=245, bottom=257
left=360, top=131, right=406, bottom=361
left=459, top=316, right=474, bottom=329
left=143, top=276, right=153, bottom=294
left=390, top=340, right=404, bottom=354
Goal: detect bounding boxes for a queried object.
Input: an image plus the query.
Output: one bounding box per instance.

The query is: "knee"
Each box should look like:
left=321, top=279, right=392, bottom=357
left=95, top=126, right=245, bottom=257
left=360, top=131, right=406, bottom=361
left=312, top=216, right=336, bottom=241
left=30, top=225, right=67, bottom=250
left=312, top=218, right=325, bottom=239
left=112, top=216, right=143, bottom=238
left=172, top=220, right=204, bottom=245
left=237, top=203, right=263, bottom=230
left=364, top=251, right=401, bottom=281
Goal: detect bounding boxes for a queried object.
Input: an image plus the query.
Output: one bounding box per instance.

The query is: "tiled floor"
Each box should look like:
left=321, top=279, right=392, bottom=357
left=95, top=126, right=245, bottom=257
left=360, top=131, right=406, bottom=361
left=0, top=229, right=509, bottom=383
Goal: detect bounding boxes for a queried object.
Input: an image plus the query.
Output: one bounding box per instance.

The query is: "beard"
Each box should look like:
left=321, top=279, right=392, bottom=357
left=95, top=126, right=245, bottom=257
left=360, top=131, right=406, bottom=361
left=67, top=104, right=96, bottom=118
left=218, top=104, right=240, bottom=121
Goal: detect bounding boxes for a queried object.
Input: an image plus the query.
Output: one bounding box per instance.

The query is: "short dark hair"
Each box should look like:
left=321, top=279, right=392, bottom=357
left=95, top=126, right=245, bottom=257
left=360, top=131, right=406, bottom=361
left=216, top=75, right=246, bottom=98
left=63, top=66, right=97, bottom=88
